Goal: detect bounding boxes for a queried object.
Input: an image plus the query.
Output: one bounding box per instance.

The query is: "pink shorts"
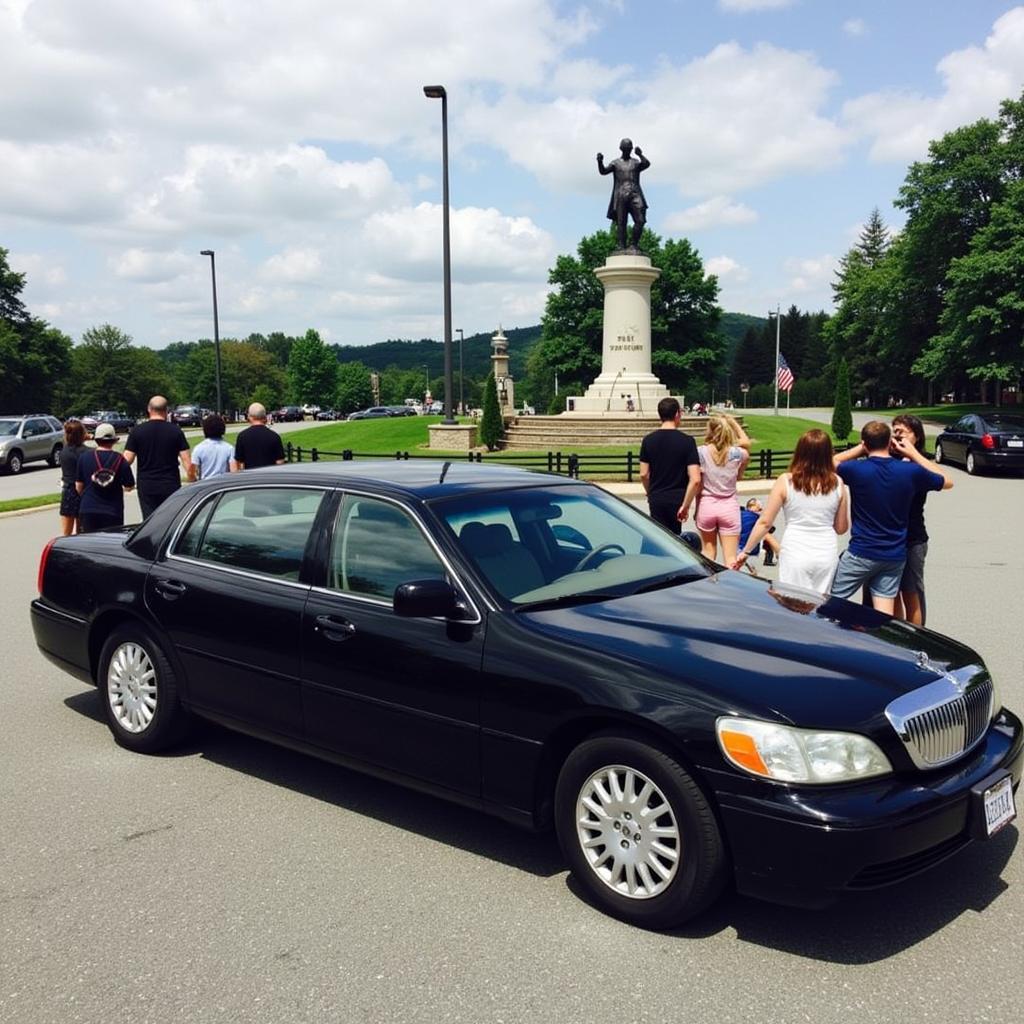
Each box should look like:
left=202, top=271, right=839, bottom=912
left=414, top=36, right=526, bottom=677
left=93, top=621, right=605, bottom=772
left=696, top=495, right=740, bottom=536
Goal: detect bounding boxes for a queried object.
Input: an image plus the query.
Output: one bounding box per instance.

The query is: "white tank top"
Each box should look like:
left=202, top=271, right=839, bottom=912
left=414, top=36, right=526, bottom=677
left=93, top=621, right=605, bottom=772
left=783, top=475, right=842, bottom=550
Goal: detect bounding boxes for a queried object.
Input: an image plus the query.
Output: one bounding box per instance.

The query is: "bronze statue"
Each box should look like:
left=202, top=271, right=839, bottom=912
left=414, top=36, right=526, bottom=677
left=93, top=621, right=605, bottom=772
left=597, top=139, right=650, bottom=250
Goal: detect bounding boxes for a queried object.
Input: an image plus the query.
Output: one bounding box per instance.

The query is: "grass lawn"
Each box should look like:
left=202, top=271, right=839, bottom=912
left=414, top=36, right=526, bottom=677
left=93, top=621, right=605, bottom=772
left=859, top=403, right=1005, bottom=426
left=282, top=412, right=846, bottom=457
left=0, top=493, right=62, bottom=513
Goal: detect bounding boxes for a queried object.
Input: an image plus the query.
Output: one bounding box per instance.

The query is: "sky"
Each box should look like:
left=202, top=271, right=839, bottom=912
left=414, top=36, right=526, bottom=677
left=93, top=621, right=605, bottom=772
left=3, top=0, right=1024, bottom=351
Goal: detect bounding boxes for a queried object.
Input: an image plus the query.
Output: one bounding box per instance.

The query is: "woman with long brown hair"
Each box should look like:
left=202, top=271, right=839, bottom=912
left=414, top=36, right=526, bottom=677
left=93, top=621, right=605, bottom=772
left=733, top=428, right=849, bottom=592
left=57, top=418, right=89, bottom=535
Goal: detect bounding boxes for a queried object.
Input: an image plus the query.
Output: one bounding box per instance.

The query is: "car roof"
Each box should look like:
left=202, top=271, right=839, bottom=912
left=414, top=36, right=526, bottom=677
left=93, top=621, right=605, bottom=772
left=209, top=459, right=578, bottom=500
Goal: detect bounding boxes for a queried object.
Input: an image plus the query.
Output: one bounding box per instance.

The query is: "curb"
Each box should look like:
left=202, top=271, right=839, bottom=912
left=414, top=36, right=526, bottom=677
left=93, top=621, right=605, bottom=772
left=0, top=501, right=61, bottom=519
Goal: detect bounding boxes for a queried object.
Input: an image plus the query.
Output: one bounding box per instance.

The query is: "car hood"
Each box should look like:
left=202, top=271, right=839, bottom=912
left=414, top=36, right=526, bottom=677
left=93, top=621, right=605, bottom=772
left=519, top=570, right=982, bottom=728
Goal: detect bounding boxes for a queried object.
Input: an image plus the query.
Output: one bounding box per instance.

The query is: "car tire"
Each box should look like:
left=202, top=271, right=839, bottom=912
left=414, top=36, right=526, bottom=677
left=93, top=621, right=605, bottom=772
left=934, top=442, right=944, bottom=465
left=48, top=443, right=63, bottom=467
left=554, top=734, right=726, bottom=929
left=99, top=625, right=189, bottom=753
left=6, top=449, right=23, bottom=475
left=966, top=450, right=978, bottom=475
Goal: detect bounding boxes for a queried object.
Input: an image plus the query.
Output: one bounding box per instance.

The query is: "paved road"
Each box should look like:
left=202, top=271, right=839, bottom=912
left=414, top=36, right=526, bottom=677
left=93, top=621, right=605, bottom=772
left=1, top=464, right=1022, bottom=1024
left=0, top=420, right=317, bottom=503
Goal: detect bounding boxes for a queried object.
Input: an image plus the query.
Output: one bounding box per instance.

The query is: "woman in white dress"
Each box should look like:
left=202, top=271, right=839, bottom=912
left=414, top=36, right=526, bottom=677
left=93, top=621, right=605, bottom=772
left=733, top=429, right=849, bottom=592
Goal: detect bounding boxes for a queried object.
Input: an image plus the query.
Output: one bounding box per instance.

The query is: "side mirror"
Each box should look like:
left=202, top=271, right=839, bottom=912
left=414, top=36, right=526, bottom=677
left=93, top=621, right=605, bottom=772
left=394, top=579, right=465, bottom=619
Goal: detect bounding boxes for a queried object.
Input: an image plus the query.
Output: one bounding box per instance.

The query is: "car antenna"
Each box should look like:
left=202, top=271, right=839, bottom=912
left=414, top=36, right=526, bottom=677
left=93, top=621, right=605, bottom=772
left=438, top=461, right=451, bottom=485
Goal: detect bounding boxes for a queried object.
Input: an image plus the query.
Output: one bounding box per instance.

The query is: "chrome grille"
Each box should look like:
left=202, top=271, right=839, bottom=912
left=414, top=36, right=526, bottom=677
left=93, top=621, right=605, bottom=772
left=885, top=668, right=994, bottom=770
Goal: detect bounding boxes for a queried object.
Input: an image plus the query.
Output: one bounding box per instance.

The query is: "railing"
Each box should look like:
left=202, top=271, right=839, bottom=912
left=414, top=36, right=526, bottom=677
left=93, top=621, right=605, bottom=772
left=284, top=443, right=859, bottom=481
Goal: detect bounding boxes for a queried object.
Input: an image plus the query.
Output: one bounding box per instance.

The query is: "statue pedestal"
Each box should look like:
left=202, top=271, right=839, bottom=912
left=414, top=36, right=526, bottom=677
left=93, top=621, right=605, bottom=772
left=568, top=254, right=674, bottom=414
left=427, top=422, right=478, bottom=451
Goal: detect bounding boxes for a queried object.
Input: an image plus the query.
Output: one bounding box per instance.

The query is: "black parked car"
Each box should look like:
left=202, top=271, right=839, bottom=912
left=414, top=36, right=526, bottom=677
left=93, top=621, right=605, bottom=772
left=31, top=463, right=1020, bottom=928
left=347, top=406, right=394, bottom=420
left=272, top=406, right=304, bottom=422
left=935, top=413, right=1024, bottom=475
left=316, top=409, right=340, bottom=421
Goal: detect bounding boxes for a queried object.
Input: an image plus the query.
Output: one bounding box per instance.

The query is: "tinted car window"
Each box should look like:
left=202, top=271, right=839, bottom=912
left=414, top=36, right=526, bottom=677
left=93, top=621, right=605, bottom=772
left=175, top=487, right=324, bottom=581
left=984, top=417, right=1024, bottom=431
left=329, top=495, right=445, bottom=601
left=25, top=418, right=50, bottom=437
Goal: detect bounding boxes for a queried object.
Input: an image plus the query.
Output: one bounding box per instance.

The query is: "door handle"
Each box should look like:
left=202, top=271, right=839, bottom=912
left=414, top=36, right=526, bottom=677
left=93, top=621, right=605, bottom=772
left=315, top=614, right=356, bottom=641
left=154, top=579, right=187, bottom=600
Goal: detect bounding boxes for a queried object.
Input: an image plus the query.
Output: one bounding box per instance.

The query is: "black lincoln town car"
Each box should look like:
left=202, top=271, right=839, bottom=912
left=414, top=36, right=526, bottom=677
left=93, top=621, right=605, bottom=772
left=31, top=462, right=1020, bottom=928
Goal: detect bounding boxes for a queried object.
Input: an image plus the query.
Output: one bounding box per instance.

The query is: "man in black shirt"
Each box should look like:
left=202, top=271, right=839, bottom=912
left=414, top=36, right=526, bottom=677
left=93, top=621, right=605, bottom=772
left=232, top=402, right=286, bottom=470
left=124, top=396, right=192, bottom=518
left=639, top=398, right=701, bottom=535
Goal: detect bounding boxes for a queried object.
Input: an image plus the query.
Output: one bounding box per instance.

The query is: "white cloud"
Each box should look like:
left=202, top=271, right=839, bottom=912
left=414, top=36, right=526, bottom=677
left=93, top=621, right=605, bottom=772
left=665, top=196, right=758, bottom=232
left=8, top=252, right=67, bottom=288
left=465, top=41, right=845, bottom=197
left=719, top=0, right=795, bottom=11
left=785, top=254, right=836, bottom=294
left=843, top=18, right=867, bottom=37
left=843, top=7, right=1024, bottom=162
left=260, top=248, right=324, bottom=285
left=112, top=249, right=192, bottom=284
left=705, top=255, right=750, bottom=282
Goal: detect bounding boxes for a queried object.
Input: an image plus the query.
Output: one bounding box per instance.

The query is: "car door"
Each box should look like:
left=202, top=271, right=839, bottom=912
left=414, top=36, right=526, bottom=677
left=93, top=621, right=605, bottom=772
left=301, top=492, right=484, bottom=796
left=945, top=417, right=969, bottom=463
left=23, top=418, right=52, bottom=461
left=146, top=485, right=329, bottom=737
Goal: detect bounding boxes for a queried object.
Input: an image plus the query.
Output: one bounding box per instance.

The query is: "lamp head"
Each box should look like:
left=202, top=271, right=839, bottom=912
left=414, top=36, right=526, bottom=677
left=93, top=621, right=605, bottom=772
left=423, top=85, right=446, bottom=99
left=200, top=249, right=214, bottom=256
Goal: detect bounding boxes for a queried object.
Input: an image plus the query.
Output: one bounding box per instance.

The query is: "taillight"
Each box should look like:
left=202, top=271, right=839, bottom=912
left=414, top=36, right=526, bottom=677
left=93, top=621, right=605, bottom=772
left=37, top=537, right=57, bottom=594
left=981, top=433, right=996, bottom=450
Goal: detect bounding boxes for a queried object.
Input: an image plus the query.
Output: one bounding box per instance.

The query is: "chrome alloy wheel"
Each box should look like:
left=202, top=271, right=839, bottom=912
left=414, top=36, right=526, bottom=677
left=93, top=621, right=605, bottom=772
left=576, top=764, right=681, bottom=899
left=107, top=641, right=158, bottom=734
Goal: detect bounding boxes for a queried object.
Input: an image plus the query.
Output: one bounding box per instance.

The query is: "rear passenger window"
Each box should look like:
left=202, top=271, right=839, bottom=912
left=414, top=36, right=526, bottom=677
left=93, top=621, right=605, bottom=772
left=174, top=487, right=324, bottom=581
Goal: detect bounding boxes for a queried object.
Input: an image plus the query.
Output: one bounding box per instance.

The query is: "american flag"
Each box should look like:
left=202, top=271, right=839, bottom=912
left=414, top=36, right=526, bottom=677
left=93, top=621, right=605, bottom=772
left=777, top=353, right=795, bottom=392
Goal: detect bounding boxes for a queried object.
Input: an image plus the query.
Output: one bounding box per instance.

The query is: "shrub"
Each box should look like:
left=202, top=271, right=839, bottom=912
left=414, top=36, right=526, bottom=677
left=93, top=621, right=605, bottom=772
left=479, top=373, right=504, bottom=450
left=831, top=359, right=853, bottom=441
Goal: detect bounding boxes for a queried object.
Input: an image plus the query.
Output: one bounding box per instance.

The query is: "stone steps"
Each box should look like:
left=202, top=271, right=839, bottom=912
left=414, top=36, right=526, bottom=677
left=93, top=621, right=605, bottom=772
left=500, top=414, right=722, bottom=450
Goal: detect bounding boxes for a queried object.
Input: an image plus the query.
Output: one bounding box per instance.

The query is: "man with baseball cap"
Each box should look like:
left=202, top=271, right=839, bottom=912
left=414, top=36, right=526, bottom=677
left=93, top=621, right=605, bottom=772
left=75, top=423, right=135, bottom=532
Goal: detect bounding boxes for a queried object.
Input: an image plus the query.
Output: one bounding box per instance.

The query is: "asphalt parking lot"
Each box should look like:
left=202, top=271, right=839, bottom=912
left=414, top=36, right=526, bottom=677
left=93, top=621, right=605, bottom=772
left=1, top=463, right=1022, bottom=1024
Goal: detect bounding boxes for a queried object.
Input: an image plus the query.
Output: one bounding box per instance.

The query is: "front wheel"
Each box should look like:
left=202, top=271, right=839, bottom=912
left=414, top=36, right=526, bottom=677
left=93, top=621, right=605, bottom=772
left=6, top=449, right=23, bottom=475
left=555, top=735, right=726, bottom=928
left=966, top=450, right=978, bottom=475
left=99, top=625, right=188, bottom=753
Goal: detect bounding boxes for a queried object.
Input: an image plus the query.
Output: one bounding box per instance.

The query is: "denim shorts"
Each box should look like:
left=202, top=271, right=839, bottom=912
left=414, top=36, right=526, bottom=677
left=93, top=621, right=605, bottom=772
left=900, top=542, right=927, bottom=596
left=831, top=550, right=906, bottom=600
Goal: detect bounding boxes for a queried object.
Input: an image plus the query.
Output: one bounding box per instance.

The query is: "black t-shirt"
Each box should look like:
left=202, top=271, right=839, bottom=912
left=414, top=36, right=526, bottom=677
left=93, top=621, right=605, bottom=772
left=235, top=424, right=285, bottom=469
left=125, top=420, right=188, bottom=491
left=906, top=490, right=928, bottom=546
left=639, top=428, right=700, bottom=500
left=76, top=448, right=135, bottom=516
left=60, top=443, right=88, bottom=487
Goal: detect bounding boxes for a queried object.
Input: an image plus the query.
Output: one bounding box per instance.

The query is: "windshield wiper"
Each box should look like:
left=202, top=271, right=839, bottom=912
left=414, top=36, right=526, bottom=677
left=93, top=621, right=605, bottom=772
left=515, top=590, right=626, bottom=612
left=631, top=571, right=707, bottom=595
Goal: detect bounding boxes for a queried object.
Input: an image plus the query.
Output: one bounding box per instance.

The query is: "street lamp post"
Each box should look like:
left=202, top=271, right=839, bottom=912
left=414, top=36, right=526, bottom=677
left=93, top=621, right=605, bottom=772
left=199, top=250, right=223, bottom=415
left=423, top=85, right=455, bottom=425
left=456, top=327, right=464, bottom=415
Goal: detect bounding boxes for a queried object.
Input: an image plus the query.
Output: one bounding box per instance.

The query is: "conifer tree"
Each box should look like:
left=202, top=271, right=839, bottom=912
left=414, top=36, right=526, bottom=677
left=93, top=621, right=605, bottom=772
left=479, top=373, right=504, bottom=451
left=831, top=359, right=853, bottom=442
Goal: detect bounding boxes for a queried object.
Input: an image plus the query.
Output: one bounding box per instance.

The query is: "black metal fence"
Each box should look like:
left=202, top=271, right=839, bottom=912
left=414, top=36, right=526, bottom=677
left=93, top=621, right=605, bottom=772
left=283, top=443, right=850, bottom=481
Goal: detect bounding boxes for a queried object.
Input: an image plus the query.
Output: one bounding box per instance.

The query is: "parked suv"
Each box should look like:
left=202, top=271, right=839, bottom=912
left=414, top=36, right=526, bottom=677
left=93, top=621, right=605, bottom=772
left=81, top=411, right=137, bottom=434
left=0, top=414, right=65, bottom=474
left=272, top=406, right=304, bottom=422
left=171, top=405, right=206, bottom=428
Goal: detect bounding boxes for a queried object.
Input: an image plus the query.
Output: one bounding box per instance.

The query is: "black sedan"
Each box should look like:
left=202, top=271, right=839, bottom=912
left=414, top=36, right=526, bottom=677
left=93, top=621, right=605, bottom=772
left=30, top=463, right=1020, bottom=928
left=935, top=413, right=1024, bottom=475
left=347, top=406, right=394, bottom=421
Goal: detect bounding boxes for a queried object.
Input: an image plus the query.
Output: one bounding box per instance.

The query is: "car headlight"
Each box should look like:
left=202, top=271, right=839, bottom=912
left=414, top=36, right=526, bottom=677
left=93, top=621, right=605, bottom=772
left=716, top=717, right=892, bottom=784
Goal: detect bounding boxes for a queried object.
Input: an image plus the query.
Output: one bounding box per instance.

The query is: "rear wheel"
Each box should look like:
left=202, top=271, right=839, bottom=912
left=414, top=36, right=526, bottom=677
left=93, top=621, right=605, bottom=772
left=555, top=734, right=726, bottom=928
left=6, top=449, right=23, bottom=475
left=48, top=443, right=63, bottom=467
left=934, top=442, right=944, bottom=465
left=99, top=625, right=188, bottom=753
left=966, top=450, right=979, bottom=475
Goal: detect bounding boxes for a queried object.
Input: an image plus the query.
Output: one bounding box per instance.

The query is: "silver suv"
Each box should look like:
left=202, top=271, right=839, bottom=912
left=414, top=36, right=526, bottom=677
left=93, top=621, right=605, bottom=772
left=0, top=414, right=65, bottom=475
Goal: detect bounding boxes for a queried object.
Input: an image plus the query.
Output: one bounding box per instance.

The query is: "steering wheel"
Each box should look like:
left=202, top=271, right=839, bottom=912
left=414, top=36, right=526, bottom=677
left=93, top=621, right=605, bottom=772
left=572, top=543, right=626, bottom=572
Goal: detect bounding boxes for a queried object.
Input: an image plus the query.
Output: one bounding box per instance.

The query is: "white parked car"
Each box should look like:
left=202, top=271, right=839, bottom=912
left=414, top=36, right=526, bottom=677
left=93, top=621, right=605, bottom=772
left=301, top=404, right=321, bottom=417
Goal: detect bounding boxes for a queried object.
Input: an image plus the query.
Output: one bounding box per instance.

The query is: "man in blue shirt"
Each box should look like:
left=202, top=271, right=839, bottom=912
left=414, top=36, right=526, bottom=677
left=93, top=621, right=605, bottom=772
left=831, top=420, right=951, bottom=614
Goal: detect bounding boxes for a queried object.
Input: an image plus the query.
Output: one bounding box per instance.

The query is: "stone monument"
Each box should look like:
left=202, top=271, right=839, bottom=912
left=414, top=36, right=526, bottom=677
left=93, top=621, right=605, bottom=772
left=566, top=140, right=676, bottom=415
left=490, top=326, right=515, bottom=415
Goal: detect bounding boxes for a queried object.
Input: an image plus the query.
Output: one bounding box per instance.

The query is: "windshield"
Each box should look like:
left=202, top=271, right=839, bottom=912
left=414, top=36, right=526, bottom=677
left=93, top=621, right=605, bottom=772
left=0, top=419, right=21, bottom=437
left=435, top=484, right=710, bottom=605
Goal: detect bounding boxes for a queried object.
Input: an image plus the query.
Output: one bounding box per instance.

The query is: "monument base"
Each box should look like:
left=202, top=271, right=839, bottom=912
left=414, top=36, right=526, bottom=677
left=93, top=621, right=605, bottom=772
left=427, top=422, right=478, bottom=451
left=566, top=374, right=680, bottom=415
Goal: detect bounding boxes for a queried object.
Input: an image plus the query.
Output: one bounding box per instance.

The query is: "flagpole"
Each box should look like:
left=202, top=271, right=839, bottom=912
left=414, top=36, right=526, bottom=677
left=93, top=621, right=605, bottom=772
left=787, top=389, right=791, bottom=416
left=772, top=303, right=780, bottom=417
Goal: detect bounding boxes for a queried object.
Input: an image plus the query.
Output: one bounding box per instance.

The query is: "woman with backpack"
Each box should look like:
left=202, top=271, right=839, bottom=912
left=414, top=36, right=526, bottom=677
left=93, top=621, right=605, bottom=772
left=75, top=423, right=135, bottom=532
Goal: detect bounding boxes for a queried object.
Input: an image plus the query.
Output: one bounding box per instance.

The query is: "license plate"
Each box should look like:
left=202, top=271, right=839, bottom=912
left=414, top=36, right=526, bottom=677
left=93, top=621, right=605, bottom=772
left=1007, top=440, right=1023, bottom=448
left=983, top=775, right=1016, bottom=836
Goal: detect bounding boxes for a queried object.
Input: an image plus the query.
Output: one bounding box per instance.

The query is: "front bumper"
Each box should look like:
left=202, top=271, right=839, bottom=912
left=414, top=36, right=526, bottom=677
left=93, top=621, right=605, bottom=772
left=710, top=708, right=1022, bottom=908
